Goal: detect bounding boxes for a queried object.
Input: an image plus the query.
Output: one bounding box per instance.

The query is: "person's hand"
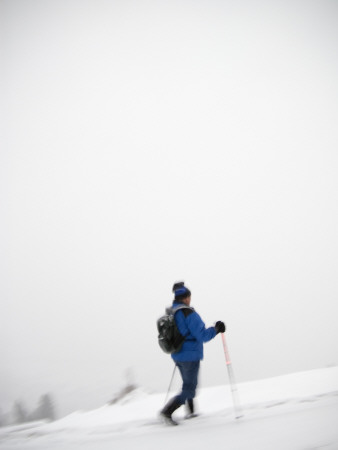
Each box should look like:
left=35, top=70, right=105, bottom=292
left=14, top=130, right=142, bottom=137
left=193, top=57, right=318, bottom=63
left=215, top=321, right=226, bottom=334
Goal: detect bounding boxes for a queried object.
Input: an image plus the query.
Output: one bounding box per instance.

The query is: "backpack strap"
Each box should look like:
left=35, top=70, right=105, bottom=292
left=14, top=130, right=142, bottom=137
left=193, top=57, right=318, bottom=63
left=170, top=305, right=194, bottom=315
left=165, top=305, right=194, bottom=315
left=182, top=308, right=194, bottom=318
left=172, top=305, right=194, bottom=337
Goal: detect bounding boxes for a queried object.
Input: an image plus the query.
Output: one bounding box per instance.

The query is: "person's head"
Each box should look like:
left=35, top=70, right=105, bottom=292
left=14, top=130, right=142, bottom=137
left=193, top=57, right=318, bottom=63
left=172, top=281, right=191, bottom=305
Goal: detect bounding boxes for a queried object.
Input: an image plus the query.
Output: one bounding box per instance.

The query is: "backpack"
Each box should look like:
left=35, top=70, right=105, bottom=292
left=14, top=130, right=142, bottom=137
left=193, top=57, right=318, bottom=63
left=157, top=305, right=194, bottom=354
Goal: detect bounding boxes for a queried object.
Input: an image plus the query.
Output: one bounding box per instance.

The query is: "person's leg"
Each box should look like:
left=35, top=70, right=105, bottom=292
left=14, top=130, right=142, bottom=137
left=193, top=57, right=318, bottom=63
left=175, top=361, right=200, bottom=405
left=160, top=361, right=200, bottom=425
left=160, top=396, right=182, bottom=425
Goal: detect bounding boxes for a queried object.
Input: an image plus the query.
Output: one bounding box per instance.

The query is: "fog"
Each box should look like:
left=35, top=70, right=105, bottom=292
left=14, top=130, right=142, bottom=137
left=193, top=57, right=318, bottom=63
left=1, top=0, right=337, bottom=419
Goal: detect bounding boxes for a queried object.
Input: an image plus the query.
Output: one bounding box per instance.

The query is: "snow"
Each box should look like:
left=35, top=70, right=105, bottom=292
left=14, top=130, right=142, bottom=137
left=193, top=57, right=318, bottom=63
left=1, top=367, right=337, bottom=450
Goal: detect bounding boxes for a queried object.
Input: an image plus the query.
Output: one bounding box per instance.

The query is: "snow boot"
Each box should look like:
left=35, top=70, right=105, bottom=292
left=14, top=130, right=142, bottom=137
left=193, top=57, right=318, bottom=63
left=160, top=398, right=182, bottom=426
left=185, top=399, right=198, bottom=419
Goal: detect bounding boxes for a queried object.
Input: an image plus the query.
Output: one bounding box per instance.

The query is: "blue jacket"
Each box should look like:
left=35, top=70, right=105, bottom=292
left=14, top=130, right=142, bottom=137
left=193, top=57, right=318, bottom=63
left=171, top=302, right=217, bottom=362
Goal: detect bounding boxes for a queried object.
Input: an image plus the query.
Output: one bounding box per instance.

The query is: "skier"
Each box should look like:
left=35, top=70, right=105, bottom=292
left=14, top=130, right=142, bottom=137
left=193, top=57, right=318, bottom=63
left=160, top=282, right=226, bottom=425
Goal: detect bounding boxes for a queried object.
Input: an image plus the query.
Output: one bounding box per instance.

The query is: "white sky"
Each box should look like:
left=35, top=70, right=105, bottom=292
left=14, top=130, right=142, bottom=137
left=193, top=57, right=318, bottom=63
left=1, top=0, right=338, bottom=418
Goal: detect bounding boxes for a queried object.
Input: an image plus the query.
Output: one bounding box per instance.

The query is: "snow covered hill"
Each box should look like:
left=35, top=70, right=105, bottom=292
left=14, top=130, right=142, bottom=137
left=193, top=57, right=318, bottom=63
left=0, top=367, right=337, bottom=450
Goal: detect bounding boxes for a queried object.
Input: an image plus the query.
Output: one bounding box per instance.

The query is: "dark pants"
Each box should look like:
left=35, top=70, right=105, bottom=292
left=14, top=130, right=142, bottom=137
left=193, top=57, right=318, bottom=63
left=175, top=361, right=200, bottom=405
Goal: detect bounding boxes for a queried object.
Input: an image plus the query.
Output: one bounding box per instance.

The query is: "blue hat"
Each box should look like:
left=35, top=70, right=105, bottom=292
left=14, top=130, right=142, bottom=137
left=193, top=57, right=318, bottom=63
left=172, top=282, right=191, bottom=300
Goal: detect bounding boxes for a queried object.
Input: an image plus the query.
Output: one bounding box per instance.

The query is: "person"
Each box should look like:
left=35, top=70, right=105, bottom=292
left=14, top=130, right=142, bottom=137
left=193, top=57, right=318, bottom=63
left=160, top=281, right=226, bottom=425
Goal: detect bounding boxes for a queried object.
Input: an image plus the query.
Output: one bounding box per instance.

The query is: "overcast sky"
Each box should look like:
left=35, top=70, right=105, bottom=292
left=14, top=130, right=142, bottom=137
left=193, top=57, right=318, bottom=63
left=1, top=0, right=338, bottom=418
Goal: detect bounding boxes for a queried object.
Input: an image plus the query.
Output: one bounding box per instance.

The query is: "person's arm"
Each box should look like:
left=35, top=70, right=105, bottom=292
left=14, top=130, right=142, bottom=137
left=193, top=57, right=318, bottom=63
left=186, top=312, right=217, bottom=343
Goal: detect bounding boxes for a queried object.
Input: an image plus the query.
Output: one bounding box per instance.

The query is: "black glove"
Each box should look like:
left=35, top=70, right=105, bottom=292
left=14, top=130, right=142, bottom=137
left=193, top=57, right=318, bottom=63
left=215, top=321, right=226, bottom=334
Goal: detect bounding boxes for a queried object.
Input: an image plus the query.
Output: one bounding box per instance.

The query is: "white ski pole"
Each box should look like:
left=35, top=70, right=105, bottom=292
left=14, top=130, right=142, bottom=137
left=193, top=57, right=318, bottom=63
left=221, top=333, right=243, bottom=419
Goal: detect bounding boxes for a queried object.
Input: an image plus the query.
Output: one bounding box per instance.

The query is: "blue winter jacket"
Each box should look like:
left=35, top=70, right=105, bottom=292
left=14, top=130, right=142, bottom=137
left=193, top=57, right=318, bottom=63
left=171, top=302, right=217, bottom=362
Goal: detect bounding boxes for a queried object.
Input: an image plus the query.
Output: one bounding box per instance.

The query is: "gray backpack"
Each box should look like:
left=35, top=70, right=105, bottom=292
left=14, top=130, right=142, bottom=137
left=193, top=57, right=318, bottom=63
left=157, top=306, right=193, bottom=354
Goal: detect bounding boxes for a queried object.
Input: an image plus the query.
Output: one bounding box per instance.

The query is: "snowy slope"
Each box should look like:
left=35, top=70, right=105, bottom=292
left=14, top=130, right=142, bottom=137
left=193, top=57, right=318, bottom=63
left=0, top=367, right=337, bottom=450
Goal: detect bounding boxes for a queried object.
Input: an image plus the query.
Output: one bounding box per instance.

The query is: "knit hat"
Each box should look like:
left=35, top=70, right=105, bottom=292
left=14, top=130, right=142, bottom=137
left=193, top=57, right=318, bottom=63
left=172, top=281, right=191, bottom=301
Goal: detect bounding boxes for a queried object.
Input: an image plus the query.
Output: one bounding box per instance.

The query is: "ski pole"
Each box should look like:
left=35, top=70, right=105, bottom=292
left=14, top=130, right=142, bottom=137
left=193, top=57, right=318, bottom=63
left=221, top=333, right=243, bottom=419
left=164, top=364, right=177, bottom=405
